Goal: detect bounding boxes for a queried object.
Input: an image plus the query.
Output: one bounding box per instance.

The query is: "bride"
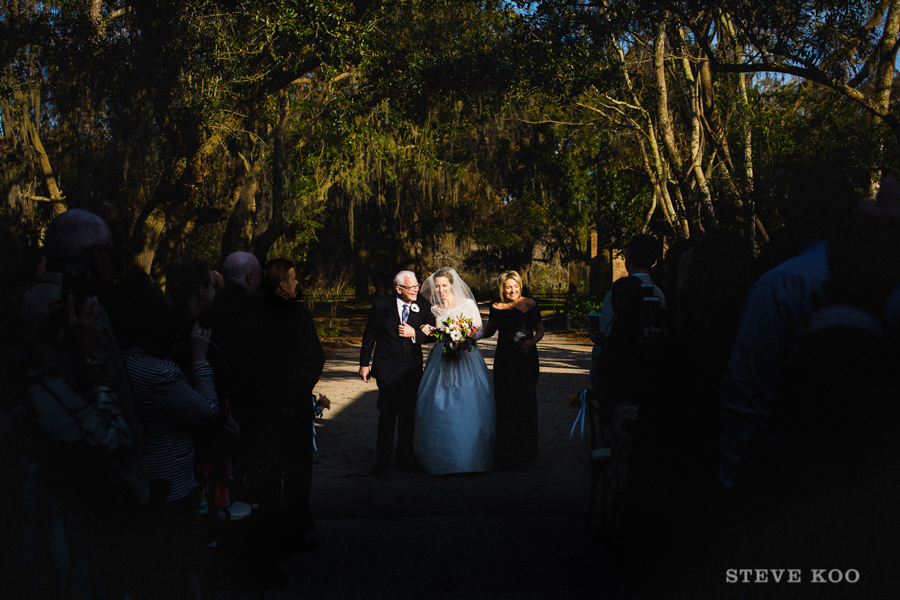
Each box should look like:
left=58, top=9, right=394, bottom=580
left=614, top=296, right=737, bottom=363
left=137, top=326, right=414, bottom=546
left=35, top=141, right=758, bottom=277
left=415, top=267, right=496, bottom=474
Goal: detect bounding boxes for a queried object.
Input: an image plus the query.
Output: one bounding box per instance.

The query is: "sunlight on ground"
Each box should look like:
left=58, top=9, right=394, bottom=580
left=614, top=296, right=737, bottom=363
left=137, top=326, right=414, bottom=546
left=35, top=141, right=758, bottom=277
left=317, top=333, right=591, bottom=419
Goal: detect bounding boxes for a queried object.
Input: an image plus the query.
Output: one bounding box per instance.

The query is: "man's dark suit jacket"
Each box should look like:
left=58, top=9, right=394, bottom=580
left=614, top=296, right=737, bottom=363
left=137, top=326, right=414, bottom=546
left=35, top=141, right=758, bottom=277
left=203, top=282, right=268, bottom=434
left=360, top=295, right=435, bottom=386
left=265, top=294, right=325, bottom=408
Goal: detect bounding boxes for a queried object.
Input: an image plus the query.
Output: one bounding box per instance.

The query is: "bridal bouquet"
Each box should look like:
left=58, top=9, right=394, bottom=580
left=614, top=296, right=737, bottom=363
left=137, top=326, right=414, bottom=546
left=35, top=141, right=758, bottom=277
left=435, top=314, right=477, bottom=356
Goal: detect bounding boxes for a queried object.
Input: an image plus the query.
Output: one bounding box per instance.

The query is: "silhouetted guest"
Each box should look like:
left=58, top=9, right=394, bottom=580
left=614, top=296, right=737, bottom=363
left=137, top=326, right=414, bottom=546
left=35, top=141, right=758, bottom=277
left=619, top=230, right=754, bottom=595
left=23, top=209, right=149, bottom=505
left=20, top=210, right=149, bottom=599
left=167, top=260, right=240, bottom=519
left=258, top=258, right=324, bottom=556
left=593, top=276, right=646, bottom=510
left=719, top=165, right=860, bottom=490
left=658, top=237, right=694, bottom=328
left=204, top=253, right=294, bottom=593
left=716, top=170, right=899, bottom=598
left=1, top=224, right=133, bottom=599
left=756, top=179, right=900, bottom=598
left=590, top=234, right=665, bottom=391
left=109, top=271, right=220, bottom=599
left=204, top=252, right=268, bottom=501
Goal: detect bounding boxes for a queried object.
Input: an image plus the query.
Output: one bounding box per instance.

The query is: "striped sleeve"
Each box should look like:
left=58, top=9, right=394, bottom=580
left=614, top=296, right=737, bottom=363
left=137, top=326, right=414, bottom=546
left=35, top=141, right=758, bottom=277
left=124, top=355, right=219, bottom=428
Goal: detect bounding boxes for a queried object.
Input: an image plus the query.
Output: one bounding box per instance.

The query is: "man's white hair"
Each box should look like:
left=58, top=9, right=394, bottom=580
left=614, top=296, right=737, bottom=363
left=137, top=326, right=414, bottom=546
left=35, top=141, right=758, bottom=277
left=393, top=270, right=417, bottom=287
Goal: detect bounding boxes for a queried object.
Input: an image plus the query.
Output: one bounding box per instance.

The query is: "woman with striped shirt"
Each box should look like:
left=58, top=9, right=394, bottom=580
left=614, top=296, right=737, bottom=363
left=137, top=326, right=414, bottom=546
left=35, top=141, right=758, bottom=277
left=109, top=271, right=220, bottom=599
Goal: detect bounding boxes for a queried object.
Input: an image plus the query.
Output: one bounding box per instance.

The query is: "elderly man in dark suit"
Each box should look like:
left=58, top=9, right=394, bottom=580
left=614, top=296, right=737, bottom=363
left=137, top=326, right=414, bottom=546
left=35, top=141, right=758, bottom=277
left=360, top=270, right=435, bottom=474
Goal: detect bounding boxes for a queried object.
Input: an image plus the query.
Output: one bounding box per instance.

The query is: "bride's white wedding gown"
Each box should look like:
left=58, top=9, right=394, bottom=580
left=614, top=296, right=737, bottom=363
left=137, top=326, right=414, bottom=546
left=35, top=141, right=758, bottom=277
left=415, top=298, right=496, bottom=474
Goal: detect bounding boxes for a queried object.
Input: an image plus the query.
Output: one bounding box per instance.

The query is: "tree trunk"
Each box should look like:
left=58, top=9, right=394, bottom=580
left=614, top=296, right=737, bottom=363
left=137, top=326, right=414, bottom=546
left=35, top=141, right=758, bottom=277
left=611, top=35, right=687, bottom=239
left=130, top=205, right=166, bottom=273
left=654, top=18, right=692, bottom=236
left=868, top=0, right=900, bottom=199
left=253, top=90, right=289, bottom=262
left=23, top=104, right=65, bottom=210
left=221, top=159, right=261, bottom=261
left=680, top=52, right=718, bottom=232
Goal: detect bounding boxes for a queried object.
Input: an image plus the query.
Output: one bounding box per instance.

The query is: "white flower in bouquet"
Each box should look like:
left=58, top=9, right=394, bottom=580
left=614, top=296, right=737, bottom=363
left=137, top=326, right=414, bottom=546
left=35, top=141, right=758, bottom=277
left=512, top=327, right=532, bottom=354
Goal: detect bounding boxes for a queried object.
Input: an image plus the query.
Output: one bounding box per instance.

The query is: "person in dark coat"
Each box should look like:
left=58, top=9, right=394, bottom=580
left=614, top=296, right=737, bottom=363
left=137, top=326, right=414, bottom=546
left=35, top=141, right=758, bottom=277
left=359, top=270, right=435, bottom=474
left=258, top=258, right=325, bottom=555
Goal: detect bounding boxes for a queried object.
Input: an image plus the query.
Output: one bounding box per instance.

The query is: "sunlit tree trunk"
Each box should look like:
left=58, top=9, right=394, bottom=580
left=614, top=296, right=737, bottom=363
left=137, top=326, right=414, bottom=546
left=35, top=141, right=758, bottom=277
left=653, top=18, right=692, bottom=236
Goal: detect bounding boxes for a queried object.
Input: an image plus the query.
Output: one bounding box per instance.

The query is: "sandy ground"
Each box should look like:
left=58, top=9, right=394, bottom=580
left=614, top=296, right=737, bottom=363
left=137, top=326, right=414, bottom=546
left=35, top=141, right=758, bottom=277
left=252, top=331, right=628, bottom=599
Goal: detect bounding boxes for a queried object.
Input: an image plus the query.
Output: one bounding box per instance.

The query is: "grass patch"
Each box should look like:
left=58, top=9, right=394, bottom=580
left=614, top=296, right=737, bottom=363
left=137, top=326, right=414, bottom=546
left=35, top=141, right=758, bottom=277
left=316, top=326, right=344, bottom=338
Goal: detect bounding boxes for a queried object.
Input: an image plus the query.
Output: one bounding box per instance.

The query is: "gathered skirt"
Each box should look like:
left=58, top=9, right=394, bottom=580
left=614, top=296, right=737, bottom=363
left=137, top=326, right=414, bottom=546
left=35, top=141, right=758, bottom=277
left=414, top=343, right=496, bottom=475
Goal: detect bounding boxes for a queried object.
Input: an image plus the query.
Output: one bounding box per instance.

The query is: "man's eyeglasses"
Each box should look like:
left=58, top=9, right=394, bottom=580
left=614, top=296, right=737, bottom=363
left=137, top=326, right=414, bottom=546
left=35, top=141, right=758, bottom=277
left=397, top=284, right=420, bottom=291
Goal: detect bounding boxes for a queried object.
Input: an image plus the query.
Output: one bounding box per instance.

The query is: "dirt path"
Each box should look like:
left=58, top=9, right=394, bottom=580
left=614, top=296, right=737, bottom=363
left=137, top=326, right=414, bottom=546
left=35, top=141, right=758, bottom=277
left=309, top=332, right=595, bottom=518
left=255, top=332, right=626, bottom=599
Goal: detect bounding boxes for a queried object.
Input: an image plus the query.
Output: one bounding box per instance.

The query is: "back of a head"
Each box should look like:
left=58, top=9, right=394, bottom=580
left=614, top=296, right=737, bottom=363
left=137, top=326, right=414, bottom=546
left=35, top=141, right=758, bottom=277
left=779, top=161, right=861, bottom=251
left=166, top=260, right=211, bottom=309
left=628, top=234, right=662, bottom=271
left=676, top=230, right=753, bottom=341
left=611, top=276, right=643, bottom=324
left=108, top=270, right=173, bottom=357
left=222, top=251, right=261, bottom=292
left=44, top=209, right=108, bottom=264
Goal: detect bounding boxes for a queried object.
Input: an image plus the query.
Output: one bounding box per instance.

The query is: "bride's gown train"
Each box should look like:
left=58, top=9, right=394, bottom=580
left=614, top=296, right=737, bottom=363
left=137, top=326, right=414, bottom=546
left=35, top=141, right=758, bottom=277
left=415, top=299, right=496, bottom=474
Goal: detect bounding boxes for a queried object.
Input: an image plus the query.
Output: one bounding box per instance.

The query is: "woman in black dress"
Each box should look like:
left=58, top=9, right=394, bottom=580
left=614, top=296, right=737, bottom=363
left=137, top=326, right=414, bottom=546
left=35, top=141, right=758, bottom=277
left=482, top=270, right=544, bottom=469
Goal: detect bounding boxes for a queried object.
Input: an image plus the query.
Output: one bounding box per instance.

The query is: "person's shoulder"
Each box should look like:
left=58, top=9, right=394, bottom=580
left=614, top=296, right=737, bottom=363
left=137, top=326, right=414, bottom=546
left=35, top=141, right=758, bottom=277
left=122, top=347, right=178, bottom=378
left=369, top=295, right=391, bottom=310
left=760, top=241, right=829, bottom=281
left=489, top=300, right=514, bottom=314
left=519, top=297, right=537, bottom=310
left=369, top=295, right=399, bottom=316
left=212, top=284, right=259, bottom=309
left=750, top=242, right=829, bottom=303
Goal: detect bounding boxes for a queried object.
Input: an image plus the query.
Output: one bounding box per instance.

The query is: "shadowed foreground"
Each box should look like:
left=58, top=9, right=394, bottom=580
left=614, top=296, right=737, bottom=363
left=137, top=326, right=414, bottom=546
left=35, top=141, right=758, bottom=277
left=253, top=332, right=626, bottom=599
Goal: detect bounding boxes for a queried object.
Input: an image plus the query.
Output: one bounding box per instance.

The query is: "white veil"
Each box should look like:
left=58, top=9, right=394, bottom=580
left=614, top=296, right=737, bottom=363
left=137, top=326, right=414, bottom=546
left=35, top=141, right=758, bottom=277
left=420, top=267, right=483, bottom=339
left=419, top=267, right=476, bottom=310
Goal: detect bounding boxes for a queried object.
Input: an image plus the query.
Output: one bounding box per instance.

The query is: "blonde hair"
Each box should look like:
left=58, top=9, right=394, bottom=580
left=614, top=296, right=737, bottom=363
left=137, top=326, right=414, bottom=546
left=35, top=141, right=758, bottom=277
left=498, top=270, right=523, bottom=302
left=433, top=268, right=454, bottom=284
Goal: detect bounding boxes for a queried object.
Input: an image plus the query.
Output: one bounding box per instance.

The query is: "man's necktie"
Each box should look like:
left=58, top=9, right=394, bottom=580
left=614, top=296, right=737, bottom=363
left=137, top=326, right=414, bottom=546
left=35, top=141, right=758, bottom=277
left=401, top=304, right=409, bottom=324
